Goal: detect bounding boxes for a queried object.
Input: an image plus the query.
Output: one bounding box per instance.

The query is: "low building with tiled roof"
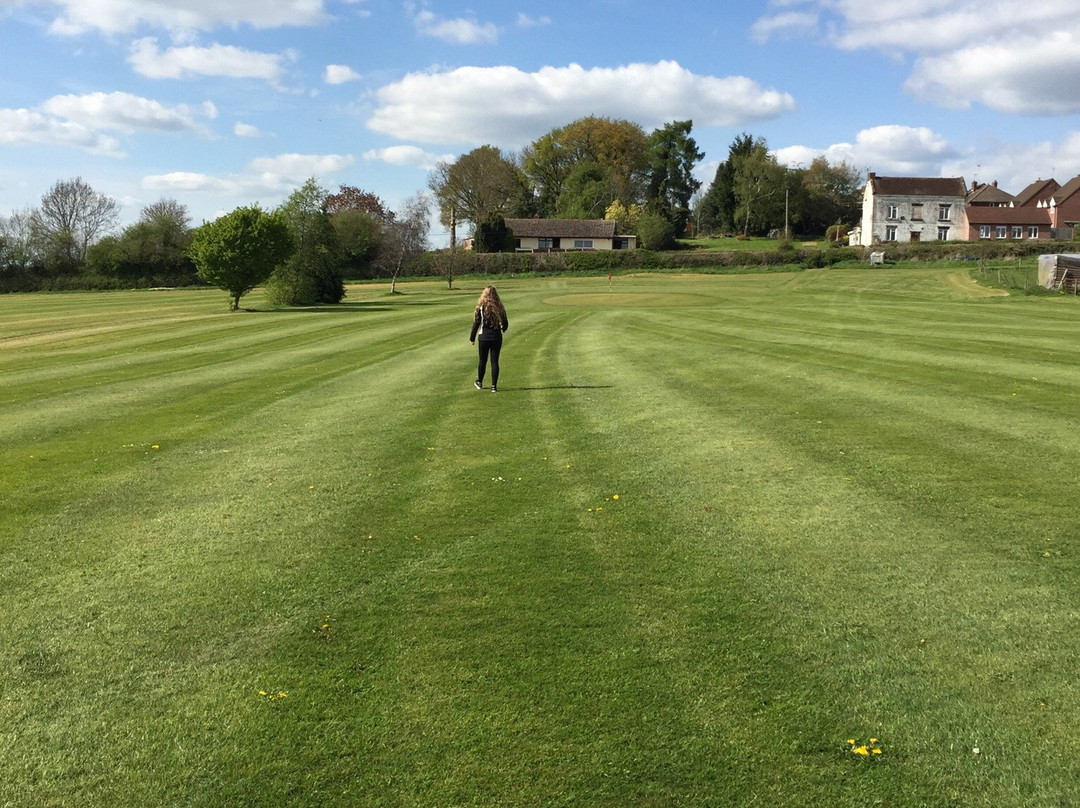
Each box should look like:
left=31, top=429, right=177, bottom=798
left=857, top=173, right=968, bottom=245
left=504, top=218, right=637, bottom=252
left=963, top=205, right=1052, bottom=241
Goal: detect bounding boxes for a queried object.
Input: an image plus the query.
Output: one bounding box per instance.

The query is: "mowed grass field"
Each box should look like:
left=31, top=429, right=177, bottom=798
left=2, top=268, right=1078, bottom=807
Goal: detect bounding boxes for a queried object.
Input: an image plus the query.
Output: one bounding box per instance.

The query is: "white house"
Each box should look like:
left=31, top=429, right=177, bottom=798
left=857, top=174, right=968, bottom=246
left=504, top=218, right=637, bottom=252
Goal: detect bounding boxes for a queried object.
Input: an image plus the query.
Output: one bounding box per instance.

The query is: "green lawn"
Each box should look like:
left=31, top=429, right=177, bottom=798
left=2, top=268, right=1078, bottom=807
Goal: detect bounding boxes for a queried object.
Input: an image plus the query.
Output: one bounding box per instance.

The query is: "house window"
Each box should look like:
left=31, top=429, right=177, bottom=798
left=886, top=204, right=899, bottom=219
left=938, top=227, right=950, bottom=241
left=573, top=240, right=593, bottom=249
left=910, top=231, right=921, bottom=242
left=1011, top=226, right=1023, bottom=239
left=1028, top=226, right=1040, bottom=239
left=938, top=204, right=952, bottom=221
left=979, top=225, right=991, bottom=239
left=995, top=226, right=1007, bottom=239
left=538, top=237, right=555, bottom=249
left=885, top=225, right=898, bottom=241
left=911, top=203, right=923, bottom=221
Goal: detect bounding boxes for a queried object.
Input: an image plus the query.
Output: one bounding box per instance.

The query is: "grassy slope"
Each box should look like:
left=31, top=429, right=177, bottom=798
left=1, top=271, right=1078, bottom=807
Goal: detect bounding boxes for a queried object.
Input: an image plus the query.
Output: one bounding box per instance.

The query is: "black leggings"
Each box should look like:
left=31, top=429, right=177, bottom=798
left=477, top=338, right=502, bottom=388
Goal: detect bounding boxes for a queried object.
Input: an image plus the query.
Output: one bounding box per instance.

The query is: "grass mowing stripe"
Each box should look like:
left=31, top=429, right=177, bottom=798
left=2, top=274, right=1079, bottom=806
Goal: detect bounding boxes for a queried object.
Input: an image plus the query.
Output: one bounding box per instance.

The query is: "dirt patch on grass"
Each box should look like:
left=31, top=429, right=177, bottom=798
left=943, top=271, right=1009, bottom=298
left=544, top=293, right=714, bottom=307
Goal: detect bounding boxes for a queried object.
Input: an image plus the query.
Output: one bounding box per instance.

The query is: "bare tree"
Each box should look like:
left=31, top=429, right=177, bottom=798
left=0, top=208, right=42, bottom=270
left=37, top=177, right=120, bottom=265
left=378, top=194, right=430, bottom=294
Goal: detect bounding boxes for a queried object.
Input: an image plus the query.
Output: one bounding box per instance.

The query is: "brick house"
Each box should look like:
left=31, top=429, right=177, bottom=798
left=857, top=173, right=968, bottom=245
left=1046, top=175, right=1080, bottom=238
left=963, top=206, right=1053, bottom=241
left=504, top=218, right=637, bottom=252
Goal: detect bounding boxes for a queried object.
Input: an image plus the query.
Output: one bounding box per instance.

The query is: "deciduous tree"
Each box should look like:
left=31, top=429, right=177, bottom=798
left=377, top=194, right=430, bottom=294
left=428, top=146, right=529, bottom=236
left=189, top=206, right=293, bottom=311
left=36, top=177, right=119, bottom=268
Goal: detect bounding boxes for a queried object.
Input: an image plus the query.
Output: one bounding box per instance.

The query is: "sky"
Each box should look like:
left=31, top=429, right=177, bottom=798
left=3, top=0, right=1080, bottom=243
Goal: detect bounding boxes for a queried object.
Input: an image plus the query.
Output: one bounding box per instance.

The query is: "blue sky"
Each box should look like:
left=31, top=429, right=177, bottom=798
left=3, top=0, right=1080, bottom=242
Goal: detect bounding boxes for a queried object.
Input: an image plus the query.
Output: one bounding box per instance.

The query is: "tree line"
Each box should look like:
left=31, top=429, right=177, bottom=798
left=0, top=177, right=430, bottom=304
left=427, top=119, right=862, bottom=249
left=1, top=122, right=862, bottom=298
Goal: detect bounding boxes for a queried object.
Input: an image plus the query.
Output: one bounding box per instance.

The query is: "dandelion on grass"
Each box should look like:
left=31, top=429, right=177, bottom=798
left=847, top=737, right=883, bottom=758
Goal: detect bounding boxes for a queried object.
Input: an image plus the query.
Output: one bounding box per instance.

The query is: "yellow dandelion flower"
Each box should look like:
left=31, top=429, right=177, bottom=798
left=259, top=690, right=267, bottom=696
left=151, top=445, right=160, bottom=450
left=847, top=739, right=856, bottom=745
left=278, top=691, right=288, bottom=698
left=871, top=748, right=883, bottom=755
left=869, top=738, right=878, bottom=744
left=853, top=746, right=869, bottom=756
left=612, top=494, right=619, bottom=500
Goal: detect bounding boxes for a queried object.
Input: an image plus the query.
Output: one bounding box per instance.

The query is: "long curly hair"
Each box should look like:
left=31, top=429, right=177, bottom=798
left=475, top=285, right=506, bottom=324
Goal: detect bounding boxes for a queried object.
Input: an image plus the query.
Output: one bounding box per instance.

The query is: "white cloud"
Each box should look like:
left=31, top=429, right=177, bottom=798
left=324, top=64, right=362, bottom=84
left=752, top=1, right=1080, bottom=115
left=40, top=92, right=216, bottom=135
left=234, top=122, right=262, bottom=138
left=905, top=31, right=1080, bottom=115
left=248, top=153, right=355, bottom=181
left=775, top=125, right=961, bottom=176
left=362, top=145, right=454, bottom=170
left=37, top=0, right=330, bottom=36
left=129, top=37, right=293, bottom=84
left=367, top=61, right=797, bottom=146
left=0, top=91, right=216, bottom=157
left=750, top=11, right=817, bottom=43
left=409, top=7, right=498, bottom=44
left=516, top=13, right=550, bottom=28
left=143, top=152, right=355, bottom=198
left=0, top=107, right=124, bottom=157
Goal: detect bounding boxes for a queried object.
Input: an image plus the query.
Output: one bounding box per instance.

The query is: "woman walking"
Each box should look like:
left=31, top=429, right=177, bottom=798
left=469, top=285, right=509, bottom=392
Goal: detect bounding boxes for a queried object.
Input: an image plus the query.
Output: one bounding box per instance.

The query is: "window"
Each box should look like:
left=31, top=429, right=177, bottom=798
left=1029, top=226, right=1040, bottom=239
left=886, top=204, right=899, bottom=219
left=538, top=237, right=555, bottom=249
left=938, top=227, right=950, bottom=241
left=885, top=225, right=898, bottom=241
left=911, top=203, right=923, bottom=221
left=995, top=226, right=1007, bottom=239
left=938, top=204, right=952, bottom=221
left=979, top=225, right=991, bottom=239
left=1011, top=226, right=1023, bottom=239
left=910, top=231, right=921, bottom=242
left=573, top=240, right=593, bottom=249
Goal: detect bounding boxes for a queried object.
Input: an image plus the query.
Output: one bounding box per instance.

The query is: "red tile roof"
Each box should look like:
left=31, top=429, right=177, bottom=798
left=965, top=207, right=1049, bottom=225
left=1014, top=178, right=1059, bottom=207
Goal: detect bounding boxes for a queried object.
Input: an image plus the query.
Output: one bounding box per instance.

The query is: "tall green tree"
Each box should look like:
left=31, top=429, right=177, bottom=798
left=189, top=206, right=293, bottom=311
left=270, top=178, right=345, bottom=306
left=556, top=162, right=617, bottom=219
left=798, top=157, right=862, bottom=234
left=428, top=146, right=529, bottom=237
left=87, top=201, right=195, bottom=282
left=697, top=133, right=756, bottom=235
left=644, top=120, right=704, bottom=235
left=732, top=137, right=785, bottom=237
left=521, top=117, right=648, bottom=217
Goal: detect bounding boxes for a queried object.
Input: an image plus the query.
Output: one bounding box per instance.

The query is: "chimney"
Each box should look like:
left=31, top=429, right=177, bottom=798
left=867, top=171, right=876, bottom=180
left=992, top=180, right=998, bottom=187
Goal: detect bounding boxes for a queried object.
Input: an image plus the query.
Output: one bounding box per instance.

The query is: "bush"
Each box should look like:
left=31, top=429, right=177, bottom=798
left=636, top=212, right=677, bottom=250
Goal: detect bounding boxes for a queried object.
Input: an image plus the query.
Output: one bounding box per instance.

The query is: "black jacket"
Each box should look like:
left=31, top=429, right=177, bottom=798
left=470, top=307, right=508, bottom=342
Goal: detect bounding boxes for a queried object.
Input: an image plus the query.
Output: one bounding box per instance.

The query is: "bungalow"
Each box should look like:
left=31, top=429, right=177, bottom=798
left=504, top=218, right=637, bottom=252
left=857, top=173, right=968, bottom=245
